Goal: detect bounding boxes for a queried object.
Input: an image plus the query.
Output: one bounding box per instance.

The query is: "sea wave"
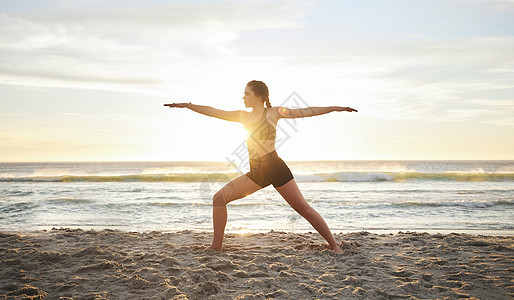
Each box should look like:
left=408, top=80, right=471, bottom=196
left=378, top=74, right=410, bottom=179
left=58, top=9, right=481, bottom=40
left=1, top=171, right=513, bottom=183
left=391, top=200, right=514, bottom=208
left=298, top=171, right=514, bottom=182
left=0, top=173, right=239, bottom=183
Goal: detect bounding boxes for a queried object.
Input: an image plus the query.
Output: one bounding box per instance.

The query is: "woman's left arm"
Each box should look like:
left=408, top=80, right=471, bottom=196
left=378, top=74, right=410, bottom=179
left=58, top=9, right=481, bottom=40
left=277, top=106, right=357, bottom=119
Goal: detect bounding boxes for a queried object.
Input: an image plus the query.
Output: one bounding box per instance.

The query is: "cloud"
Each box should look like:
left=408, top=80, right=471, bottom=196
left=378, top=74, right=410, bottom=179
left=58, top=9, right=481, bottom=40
left=472, top=0, right=514, bottom=11
left=328, top=36, right=514, bottom=124
left=1, top=0, right=512, bottom=127
left=16, top=0, right=308, bottom=30
left=0, top=0, right=311, bottom=89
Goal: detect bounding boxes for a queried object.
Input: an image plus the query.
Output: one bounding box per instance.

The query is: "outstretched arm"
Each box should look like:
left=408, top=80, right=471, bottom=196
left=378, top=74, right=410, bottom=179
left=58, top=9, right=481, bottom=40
left=164, top=102, right=246, bottom=123
left=277, top=106, right=357, bottom=119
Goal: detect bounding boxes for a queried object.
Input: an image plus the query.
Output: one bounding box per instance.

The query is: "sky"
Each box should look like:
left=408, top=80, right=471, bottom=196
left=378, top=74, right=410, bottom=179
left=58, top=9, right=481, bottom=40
left=0, top=0, right=513, bottom=162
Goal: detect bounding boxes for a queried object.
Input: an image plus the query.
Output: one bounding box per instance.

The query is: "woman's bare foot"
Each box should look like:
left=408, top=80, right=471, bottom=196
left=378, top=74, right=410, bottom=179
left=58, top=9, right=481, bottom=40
left=206, top=245, right=223, bottom=252
left=332, top=244, right=344, bottom=254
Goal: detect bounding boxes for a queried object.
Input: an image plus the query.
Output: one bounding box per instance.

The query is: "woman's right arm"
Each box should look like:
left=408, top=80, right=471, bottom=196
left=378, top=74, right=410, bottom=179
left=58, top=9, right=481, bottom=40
left=164, top=102, right=246, bottom=123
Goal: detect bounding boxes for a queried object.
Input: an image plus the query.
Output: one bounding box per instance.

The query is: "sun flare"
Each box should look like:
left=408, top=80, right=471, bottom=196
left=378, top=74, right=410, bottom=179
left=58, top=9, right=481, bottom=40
left=240, top=126, right=250, bottom=140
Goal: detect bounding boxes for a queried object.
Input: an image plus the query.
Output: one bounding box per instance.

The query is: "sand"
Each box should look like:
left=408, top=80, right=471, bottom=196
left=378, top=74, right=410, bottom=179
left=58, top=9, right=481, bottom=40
left=0, top=228, right=513, bottom=300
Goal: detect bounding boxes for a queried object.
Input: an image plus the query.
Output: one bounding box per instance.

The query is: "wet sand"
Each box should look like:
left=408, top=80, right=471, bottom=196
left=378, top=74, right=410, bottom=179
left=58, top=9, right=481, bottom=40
left=1, top=228, right=513, bottom=299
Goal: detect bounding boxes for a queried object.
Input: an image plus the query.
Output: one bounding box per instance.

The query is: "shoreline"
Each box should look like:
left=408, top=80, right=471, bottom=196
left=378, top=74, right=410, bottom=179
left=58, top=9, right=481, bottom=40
left=1, top=228, right=513, bottom=299
left=3, top=226, right=513, bottom=237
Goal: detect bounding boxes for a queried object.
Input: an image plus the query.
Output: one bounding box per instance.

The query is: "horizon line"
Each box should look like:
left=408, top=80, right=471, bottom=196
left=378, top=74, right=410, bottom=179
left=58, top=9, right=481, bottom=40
left=1, top=159, right=513, bottom=163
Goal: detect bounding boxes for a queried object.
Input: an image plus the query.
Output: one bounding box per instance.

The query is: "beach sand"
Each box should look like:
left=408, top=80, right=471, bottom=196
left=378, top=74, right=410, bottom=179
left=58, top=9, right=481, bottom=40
left=1, top=229, right=513, bottom=299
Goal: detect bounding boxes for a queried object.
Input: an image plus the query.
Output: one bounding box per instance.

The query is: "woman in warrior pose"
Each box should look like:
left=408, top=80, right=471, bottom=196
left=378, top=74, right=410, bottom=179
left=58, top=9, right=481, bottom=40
left=165, top=80, right=357, bottom=254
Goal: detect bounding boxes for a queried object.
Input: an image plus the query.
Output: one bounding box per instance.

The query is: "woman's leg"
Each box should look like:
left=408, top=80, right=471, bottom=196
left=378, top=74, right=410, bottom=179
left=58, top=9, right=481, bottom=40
left=209, top=174, right=262, bottom=252
left=275, top=179, right=343, bottom=254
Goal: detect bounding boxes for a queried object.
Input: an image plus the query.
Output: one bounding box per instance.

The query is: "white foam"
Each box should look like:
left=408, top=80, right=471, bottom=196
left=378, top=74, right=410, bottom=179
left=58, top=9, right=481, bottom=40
left=336, top=172, right=392, bottom=182
left=0, top=173, right=17, bottom=179
left=295, top=172, right=393, bottom=182
left=294, top=174, right=326, bottom=182
left=30, top=168, right=72, bottom=177
left=448, top=168, right=486, bottom=174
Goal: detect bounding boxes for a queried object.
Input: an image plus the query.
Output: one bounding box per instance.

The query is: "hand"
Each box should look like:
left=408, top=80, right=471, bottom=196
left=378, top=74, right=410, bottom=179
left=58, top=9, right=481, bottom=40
left=163, top=102, right=191, bottom=108
left=335, top=106, right=358, bottom=112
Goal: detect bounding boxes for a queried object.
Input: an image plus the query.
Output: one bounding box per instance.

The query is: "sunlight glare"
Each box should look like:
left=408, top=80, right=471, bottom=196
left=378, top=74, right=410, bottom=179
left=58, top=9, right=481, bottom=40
left=240, top=126, right=250, bottom=140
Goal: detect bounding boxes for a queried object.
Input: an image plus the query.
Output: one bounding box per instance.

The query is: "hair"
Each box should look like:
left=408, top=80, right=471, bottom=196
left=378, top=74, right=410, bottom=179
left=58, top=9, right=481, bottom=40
left=247, top=80, right=271, bottom=108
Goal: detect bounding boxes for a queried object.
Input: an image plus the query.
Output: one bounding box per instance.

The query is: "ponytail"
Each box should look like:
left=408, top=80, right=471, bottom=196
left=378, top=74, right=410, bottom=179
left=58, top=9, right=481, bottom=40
left=247, top=80, right=271, bottom=108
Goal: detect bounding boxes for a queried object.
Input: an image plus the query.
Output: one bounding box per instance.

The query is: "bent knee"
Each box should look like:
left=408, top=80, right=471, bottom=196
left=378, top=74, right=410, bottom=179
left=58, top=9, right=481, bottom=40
left=213, top=185, right=239, bottom=207
left=212, top=191, right=227, bottom=207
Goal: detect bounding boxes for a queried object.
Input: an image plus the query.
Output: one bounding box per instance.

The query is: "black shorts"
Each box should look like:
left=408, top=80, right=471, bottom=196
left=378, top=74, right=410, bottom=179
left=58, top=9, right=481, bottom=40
left=245, top=151, right=294, bottom=188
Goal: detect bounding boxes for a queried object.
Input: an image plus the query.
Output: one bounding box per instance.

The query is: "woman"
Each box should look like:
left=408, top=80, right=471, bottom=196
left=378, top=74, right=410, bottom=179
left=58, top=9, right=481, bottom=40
left=165, top=80, right=357, bottom=254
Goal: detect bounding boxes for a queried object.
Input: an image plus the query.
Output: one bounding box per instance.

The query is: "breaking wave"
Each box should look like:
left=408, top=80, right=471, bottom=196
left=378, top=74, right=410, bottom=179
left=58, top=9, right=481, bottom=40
left=1, top=171, right=513, bottom=183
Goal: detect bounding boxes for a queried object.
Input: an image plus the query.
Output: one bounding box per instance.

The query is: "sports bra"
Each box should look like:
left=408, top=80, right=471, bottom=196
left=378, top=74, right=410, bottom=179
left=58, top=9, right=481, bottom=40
left=244, top=108, right=276, bottom=141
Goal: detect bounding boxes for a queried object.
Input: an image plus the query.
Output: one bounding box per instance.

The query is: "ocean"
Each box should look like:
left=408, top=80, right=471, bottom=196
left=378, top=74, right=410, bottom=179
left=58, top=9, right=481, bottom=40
left=1, top=160, right=513, bottom=235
